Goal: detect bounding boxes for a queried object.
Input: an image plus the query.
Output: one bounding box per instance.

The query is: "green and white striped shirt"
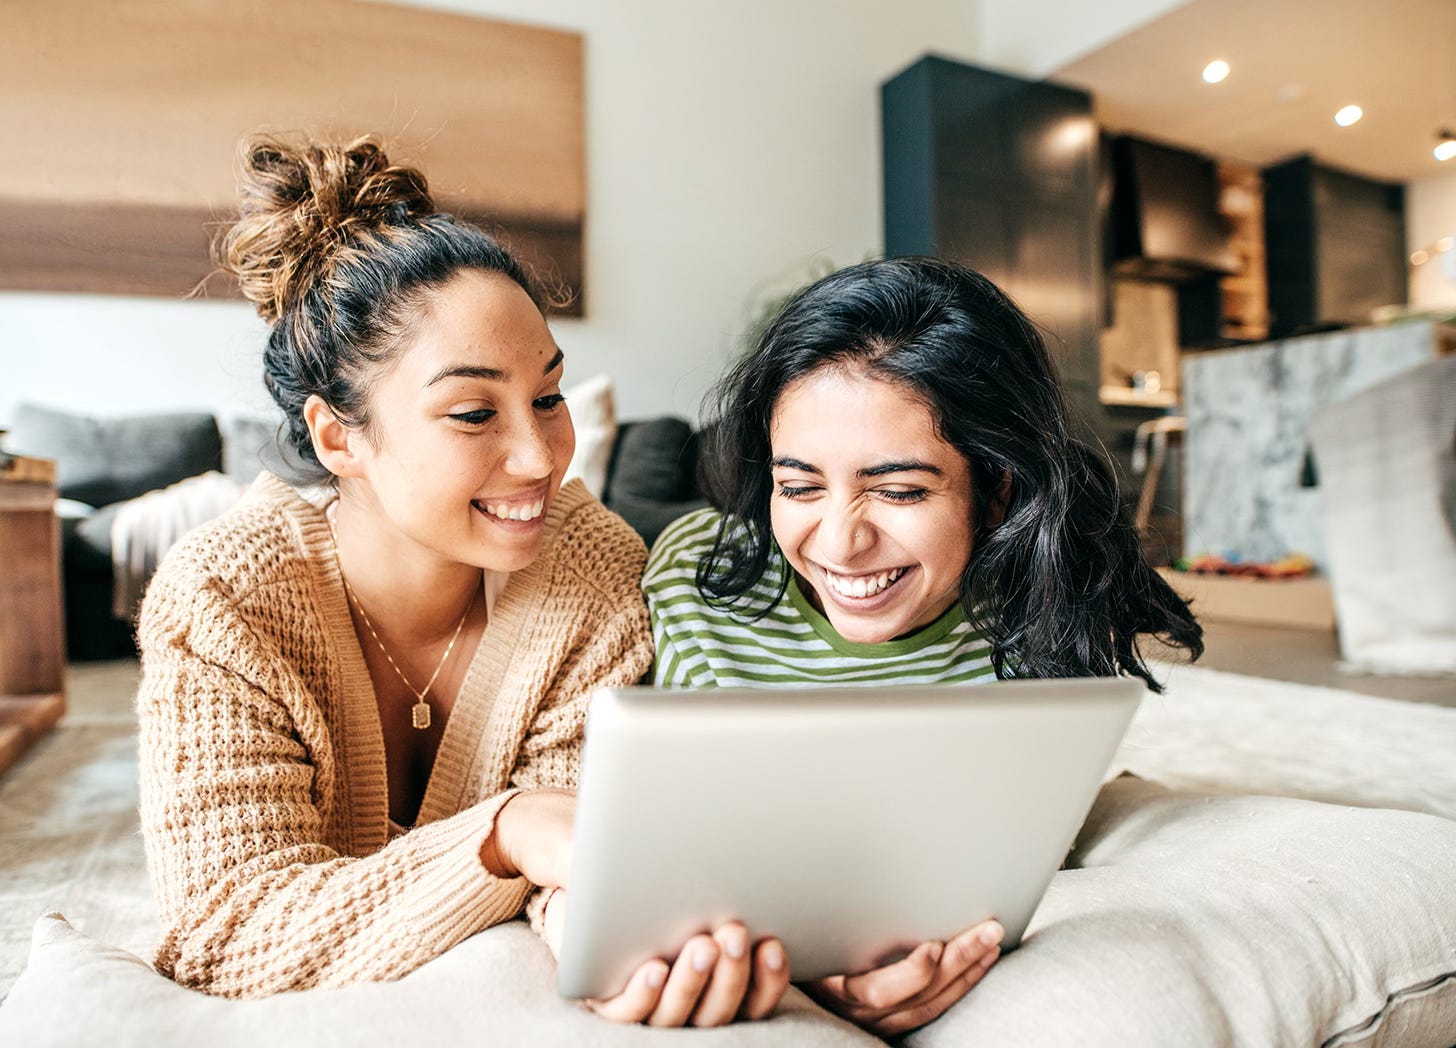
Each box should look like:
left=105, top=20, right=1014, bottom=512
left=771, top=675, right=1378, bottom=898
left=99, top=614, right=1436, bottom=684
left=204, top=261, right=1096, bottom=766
left=644, top=508, right=996, bottom=688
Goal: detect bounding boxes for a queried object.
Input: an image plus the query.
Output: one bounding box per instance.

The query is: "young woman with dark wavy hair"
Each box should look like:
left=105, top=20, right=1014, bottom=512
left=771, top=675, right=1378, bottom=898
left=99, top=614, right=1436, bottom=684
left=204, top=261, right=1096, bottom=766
left=644, top=255, right=1203, bottom=1035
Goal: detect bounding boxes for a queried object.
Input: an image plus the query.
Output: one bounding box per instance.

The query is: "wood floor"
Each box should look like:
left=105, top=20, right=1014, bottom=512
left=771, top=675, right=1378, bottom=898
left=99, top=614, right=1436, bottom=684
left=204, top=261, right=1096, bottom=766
left=1193, top=620, right=1456, bottom=708
left=61, top=631, right=1456, bottom=718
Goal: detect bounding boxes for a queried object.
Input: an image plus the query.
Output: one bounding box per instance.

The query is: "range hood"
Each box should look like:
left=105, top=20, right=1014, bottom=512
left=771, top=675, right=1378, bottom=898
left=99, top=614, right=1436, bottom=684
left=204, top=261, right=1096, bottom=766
left=1109, top=135, right=1239, bottom=282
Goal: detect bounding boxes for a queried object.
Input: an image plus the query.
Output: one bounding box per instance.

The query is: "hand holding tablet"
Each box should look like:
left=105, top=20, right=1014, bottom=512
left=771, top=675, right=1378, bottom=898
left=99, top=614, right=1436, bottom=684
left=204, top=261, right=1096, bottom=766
left=556, top=679, right=1142, bottom=1005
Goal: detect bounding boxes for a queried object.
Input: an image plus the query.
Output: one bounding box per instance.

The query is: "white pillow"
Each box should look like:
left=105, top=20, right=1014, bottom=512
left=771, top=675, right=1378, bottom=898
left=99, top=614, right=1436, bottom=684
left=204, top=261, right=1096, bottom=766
left=0, top=916, right=872, bottom=1048
left=6, top=781, right=1454, bottom=1046
left=54, top=497, right=96, bottom=520
left=908, top=777, right=1456, bottom=1048
left=561, top=373, right=616, bottom=500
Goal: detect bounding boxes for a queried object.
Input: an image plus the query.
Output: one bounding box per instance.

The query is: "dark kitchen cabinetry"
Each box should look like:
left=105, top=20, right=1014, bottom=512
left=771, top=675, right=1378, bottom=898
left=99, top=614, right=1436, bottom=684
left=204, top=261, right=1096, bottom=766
left=882, top=56, right=1102, bottom=438
left=1109, top=135, right=1238, bottom=282
left=1263, top=155, right=1407, bottom=338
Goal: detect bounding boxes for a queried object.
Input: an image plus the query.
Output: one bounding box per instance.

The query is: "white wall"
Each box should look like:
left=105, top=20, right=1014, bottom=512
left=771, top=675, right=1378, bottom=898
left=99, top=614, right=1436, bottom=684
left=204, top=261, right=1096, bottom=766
left=1, top=0, right=979, bottom=428
left=1407, top=172, right=1456, bottom=312
left=978, top=0, right=1190, bottom=77
left=0, top=294, right=273, bottom=426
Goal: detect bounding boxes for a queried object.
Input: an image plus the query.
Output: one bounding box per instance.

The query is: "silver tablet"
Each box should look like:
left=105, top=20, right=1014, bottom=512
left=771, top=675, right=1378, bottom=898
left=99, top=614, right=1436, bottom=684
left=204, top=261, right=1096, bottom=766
left=556, top=678, right=1143, bottom=999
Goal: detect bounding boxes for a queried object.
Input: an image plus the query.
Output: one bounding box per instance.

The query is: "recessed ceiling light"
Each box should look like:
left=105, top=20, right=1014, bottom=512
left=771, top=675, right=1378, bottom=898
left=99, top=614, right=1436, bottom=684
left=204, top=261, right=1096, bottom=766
left=1202, top=60, right=1230, bottom=84
left=1436, top=130, right=1456, bottom=161
left=1334, top=105, right=1363, bottom=127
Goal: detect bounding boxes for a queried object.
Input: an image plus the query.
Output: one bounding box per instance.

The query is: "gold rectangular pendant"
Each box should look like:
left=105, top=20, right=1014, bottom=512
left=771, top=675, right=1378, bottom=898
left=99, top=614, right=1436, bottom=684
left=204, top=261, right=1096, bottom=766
left=411, top=701, right=432, bottom=731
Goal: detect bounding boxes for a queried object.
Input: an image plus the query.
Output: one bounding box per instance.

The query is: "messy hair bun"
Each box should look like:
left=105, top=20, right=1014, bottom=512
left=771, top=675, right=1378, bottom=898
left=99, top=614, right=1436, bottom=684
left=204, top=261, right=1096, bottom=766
left=221, top=135, right=436, bottom=322
left=215, top=133, right=542, bottom=478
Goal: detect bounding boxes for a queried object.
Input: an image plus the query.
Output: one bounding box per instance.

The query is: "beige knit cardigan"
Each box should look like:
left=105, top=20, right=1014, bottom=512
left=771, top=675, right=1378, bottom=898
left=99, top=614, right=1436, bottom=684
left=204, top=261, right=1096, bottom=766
left=136, top=474, right=652, bottom=998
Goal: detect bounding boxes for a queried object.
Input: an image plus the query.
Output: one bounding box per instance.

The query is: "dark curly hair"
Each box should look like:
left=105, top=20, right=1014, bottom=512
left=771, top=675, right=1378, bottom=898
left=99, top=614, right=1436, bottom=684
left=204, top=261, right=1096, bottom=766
left=696, top=257, right=1202, bottom=692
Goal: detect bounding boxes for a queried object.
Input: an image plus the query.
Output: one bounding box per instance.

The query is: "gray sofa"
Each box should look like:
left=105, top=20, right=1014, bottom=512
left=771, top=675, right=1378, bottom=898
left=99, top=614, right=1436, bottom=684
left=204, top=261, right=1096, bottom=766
left=2, top=405, right=233, bottom=660
left=1, top=404, right=705, bottom=660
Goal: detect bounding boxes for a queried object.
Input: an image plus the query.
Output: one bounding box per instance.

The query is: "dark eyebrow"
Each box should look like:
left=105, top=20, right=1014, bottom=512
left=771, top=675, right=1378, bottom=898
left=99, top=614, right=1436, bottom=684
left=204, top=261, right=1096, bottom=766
left=770, top=456, right=821, bottom=474
left=425, top=348, right=565, bottom=388
left=769, top=457, right=943, bottom=479
left=426, top=364, right=505, bottom=386
left=857, top=460, right=944, bottom=479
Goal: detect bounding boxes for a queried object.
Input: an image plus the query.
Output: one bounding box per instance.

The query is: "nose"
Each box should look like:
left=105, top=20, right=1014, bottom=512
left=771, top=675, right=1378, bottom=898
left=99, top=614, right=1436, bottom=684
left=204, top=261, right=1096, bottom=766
left=817, top=498, right=874, bottom=565
left=502, top=411, right=555, bottom=479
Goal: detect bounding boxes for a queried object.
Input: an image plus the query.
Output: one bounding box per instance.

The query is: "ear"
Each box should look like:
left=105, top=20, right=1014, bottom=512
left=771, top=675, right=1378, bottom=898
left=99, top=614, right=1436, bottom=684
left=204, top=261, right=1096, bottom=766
left=302, top=395, right=368, bottom=479
left=983, top=470, right=1013, bottom=529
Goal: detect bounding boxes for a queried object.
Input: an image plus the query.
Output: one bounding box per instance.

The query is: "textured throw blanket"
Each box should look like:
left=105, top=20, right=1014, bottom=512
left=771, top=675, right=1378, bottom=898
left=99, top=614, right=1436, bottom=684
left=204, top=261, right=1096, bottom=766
left=110, top=472, right=244, bottom=620
left=1309, top=354, right=1456, bottom=675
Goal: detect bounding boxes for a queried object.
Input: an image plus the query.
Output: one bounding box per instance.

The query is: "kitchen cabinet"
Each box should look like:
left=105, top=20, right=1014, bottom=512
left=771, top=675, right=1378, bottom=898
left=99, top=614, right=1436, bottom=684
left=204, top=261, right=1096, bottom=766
left=1263, top=155, right=1406, bottom=338
left=882, top=56, right=1102, bottom=436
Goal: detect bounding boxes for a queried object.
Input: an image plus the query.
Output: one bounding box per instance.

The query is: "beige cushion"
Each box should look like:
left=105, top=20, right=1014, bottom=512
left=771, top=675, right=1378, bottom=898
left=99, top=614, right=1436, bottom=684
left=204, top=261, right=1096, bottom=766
left=5, top=779, right=1454, bottom=1046
left=909, top=777, right=1456, bottom=1048
left=0, top=917, right=875, bottom=1048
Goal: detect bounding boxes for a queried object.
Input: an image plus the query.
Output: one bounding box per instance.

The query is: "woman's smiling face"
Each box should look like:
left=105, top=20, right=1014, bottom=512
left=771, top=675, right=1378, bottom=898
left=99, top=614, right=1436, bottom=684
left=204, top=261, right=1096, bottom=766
left=768, top=366, right=975, bottom=644
left=345, top=268, right=575, bottom=573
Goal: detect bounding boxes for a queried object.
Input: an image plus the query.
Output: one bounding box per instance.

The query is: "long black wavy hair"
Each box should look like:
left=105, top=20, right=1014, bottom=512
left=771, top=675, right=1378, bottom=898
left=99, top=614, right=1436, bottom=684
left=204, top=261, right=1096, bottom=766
left=696, top=257, right=1202, bottom=692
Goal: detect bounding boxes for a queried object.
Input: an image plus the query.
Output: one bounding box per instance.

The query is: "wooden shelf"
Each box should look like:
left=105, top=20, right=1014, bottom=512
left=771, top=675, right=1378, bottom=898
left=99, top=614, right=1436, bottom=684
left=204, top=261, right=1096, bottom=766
left=1100, top=385, right=1179, bottom=408
left=0, top=453, right=66, bottom=776
left=0, top=456, right=56, bottom=485
left=0, top=693, right=65, bottom=778
left=1217, top=163, right=1269, bottom=342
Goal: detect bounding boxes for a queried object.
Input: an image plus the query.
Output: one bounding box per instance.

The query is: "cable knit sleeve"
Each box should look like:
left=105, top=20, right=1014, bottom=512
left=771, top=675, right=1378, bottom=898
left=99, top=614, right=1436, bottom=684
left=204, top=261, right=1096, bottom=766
left=516, top=592, right=654, bottom=938
left=136, top=553, right=531, bottom=999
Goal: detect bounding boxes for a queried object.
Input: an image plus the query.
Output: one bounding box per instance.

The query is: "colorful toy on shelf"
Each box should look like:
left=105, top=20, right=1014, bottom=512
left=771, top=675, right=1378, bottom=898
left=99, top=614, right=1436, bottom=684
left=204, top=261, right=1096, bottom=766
left=1173, top=553, right=1316, bottom=580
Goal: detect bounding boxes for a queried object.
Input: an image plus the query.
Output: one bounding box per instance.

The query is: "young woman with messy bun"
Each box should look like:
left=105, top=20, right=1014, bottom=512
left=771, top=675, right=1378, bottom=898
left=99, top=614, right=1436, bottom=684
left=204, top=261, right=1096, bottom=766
left=135, top=135, right=789, bottom=1023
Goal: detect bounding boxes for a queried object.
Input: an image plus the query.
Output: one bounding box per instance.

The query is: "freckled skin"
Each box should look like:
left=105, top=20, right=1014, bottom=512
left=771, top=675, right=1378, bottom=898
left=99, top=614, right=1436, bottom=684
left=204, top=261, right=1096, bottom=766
left=345, top=268, right=576, bottom=576
left=769, top=368, right=975, bottom=645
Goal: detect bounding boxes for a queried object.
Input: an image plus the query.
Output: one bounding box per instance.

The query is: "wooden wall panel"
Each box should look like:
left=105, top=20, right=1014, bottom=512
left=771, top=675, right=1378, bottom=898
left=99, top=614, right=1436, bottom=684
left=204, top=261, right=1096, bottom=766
left=1, top=0, right=585, bottom=313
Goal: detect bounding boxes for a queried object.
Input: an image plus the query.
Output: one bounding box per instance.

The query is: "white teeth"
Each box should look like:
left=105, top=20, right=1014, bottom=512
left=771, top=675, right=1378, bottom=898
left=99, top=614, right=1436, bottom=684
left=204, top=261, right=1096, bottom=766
left=824, top=566, right=908, bottom=598
left=480, top=498, right=545, bottom=522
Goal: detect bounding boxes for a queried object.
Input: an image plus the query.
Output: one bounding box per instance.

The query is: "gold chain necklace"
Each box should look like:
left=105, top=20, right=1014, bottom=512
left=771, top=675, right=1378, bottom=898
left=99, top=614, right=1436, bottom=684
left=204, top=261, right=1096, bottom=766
left=328, top=514, right=473, bottom=731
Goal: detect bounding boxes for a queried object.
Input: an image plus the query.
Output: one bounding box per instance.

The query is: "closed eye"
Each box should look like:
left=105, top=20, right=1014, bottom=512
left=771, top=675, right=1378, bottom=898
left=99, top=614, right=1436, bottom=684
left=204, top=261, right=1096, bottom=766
left=449, top=408, right=496, bottom=425
left=877, top=488, right=927, bottom=503
left=777, top=484, right=822, bottom=500
left=534, top=393, right=567, bottom=412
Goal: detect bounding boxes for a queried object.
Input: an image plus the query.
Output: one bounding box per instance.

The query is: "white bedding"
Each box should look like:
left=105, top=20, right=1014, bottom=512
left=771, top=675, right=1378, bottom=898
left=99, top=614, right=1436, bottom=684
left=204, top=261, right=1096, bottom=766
left=1, top=663, right=1453, bottom=1045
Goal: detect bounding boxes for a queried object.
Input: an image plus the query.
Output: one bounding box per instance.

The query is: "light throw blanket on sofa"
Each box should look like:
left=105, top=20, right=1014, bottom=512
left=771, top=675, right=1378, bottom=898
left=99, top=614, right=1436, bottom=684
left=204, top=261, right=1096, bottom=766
left=109, top=471, right=244, bottom=619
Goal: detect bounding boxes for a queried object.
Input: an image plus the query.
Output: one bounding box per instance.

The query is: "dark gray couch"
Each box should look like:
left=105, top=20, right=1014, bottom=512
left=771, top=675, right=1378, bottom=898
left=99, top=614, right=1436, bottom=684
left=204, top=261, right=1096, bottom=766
left=600, top=416, right=706, bottom=548
left=4, top=405, right=228, bottom=660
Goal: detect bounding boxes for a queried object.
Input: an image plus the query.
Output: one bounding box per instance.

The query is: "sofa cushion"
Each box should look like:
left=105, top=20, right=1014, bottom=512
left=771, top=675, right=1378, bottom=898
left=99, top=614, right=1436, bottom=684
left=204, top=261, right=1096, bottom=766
left=561, top=374, right=618, bottom=500
left=67, top=502, right=125, bottom=573
left=4, top=404, right=222, bottom=507
left=604, top=416, right=706, bottom=545
left=606, top=416, right=698, bottom=504
left=220, top=416, right=283, bottom=486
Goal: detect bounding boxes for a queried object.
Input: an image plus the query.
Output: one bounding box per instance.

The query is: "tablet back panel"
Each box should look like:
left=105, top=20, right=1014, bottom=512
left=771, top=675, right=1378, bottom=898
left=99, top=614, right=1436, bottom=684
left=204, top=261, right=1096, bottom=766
left=557, top=678, right=1142, bottom=998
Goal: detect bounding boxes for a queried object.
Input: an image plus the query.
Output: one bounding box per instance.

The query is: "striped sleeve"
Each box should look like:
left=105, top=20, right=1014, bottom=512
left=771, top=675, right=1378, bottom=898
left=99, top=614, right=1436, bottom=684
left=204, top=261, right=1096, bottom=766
left=652, top=615, right=715, bottom=687
left=644, top=510, right=723, bottom=689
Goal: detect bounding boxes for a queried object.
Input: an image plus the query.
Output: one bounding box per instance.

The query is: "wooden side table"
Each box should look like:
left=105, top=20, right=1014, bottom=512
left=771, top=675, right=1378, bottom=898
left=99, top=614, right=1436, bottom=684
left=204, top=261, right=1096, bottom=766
left=0, top=454, right=67, bottom=776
